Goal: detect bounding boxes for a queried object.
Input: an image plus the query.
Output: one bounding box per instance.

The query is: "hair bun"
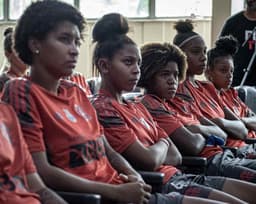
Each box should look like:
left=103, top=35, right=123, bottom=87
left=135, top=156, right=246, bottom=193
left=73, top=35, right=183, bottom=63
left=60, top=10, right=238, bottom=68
left=4, top=27, right=13, bottom=37
left=92, top=13, right=129, bottom=43
left=174, top=19, right=194, bottom=34
left=215, top=35, right=238, bottom=56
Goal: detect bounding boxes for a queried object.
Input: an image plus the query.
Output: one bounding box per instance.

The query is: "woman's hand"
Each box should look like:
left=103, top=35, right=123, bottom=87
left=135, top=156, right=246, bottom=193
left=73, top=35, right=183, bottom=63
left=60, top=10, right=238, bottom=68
left=114, top=182, right=152, bottom=204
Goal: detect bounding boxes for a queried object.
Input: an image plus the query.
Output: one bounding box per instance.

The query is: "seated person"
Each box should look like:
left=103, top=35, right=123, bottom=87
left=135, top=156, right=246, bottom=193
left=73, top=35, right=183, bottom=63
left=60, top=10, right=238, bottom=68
left=138, top=41, right=256, bottom=186
left=2, top=2, right=196, bottom=204
left=205, top=35, right=256, bottom=158
left=0, top=27, right=28, bottom=93
left=0, top=101, right=66, bottom=204
left=91, top=13, right=256, bottom=204
left=172, top=20, right=256, bottom=158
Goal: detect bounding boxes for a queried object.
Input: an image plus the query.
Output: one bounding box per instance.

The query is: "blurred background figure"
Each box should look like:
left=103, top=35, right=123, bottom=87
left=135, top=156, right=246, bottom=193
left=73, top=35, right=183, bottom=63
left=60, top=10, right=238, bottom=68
left=219, top=0, right=256, bottom=86
left=0, top=27, right=28, bottom=93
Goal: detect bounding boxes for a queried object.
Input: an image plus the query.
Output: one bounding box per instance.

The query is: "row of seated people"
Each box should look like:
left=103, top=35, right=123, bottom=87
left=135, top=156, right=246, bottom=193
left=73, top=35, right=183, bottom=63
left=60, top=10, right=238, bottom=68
left=1, top=2, right=256, bottom=204
left=88, top=15, right=256, bottom=203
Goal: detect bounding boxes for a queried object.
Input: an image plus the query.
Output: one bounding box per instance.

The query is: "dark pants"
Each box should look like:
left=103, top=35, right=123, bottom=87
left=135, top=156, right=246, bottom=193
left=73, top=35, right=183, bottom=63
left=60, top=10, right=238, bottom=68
left=207, top=149, right=256, bottom=183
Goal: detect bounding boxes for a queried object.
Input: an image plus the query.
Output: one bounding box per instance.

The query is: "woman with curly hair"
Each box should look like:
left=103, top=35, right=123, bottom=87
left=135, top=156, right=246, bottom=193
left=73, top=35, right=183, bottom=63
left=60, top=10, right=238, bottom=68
left=1, top=1, right=156, bottom=203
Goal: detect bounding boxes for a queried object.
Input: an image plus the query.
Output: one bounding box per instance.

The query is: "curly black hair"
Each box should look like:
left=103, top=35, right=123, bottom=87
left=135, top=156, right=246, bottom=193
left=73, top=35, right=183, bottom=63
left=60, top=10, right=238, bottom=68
left=92, top=13, right=136, bottom=72
left=138, top=42, right=187, bottom=89
left=207, top=35, right=238, bottom=69
left=14, top=0, right=86, bottom=65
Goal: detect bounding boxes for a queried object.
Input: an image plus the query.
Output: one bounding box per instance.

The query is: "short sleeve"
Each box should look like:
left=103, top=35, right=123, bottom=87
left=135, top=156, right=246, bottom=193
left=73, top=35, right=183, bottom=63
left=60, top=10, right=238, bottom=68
left=94, top=100, right=137, bottom=153
left=141, top=95, right=183, bottom=136
left=2, top=79, right=46, bottom=153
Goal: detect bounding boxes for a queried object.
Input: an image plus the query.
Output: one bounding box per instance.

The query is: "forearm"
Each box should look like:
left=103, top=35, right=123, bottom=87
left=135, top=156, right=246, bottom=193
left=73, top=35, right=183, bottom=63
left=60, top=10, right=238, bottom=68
left=171, top=128, right=206, bottom=156
left=164, top=138, right=182, bottom=166
left=37, top=188, right=67, bottom=204
left=195, top=125, right=227, bottom=140
left=212, top=118, right=248, bottom=140
left=147, top=139, right=169, bottom=169
left=241, top=116, right=256, bottom=131
left=32, top=153, right=120, bottom=201
left=107, top=148, right=141, bottom=177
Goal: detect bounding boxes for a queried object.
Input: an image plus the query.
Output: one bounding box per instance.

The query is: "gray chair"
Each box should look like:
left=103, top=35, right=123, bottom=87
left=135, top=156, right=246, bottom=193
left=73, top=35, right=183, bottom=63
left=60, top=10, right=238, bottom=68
left=235, top=85, right=256, bottom=113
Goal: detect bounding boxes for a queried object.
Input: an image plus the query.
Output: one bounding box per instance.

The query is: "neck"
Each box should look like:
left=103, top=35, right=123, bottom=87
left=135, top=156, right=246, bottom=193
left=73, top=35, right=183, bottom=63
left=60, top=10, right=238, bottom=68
left=244, top=9, right=256, bottom=20
left=101, top=79, right=123, bottom=103
left=30, top=65, right=60, bottom=94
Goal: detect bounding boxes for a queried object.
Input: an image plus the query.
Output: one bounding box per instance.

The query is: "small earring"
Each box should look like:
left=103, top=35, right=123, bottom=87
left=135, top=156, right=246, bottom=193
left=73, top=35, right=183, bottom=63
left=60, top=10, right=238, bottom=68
left=35, top=50, right=39, bottom=54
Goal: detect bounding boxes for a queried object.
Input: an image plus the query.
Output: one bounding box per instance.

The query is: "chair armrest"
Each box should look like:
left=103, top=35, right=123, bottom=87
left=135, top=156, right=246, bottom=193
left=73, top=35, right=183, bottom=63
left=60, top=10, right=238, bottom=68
left=178, top=156, right=207, bottom=174
left=182, top=156, right=207, bottom=166
left=138, top=171, right=164, bottom=184
left=244, top=138, right=256, bottom=144
left=138, top=171, right=164, bottom=193
left=57, top=191, right=101, bottom=204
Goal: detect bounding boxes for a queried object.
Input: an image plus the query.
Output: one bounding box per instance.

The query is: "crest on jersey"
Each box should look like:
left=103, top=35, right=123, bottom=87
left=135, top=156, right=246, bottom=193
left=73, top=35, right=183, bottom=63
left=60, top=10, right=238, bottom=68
left=63, top=109, right=77, bottom=123
left=0, top=123, right=11, bottom=144
left=74, top=104, right=91, bottom=121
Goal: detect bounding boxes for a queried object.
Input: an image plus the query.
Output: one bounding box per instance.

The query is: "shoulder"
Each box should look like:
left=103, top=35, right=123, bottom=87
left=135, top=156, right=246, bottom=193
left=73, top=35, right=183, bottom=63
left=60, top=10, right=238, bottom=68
left=4, top=77, right=32, bottom=95
left=91, top=93, right=117, bottom=115
left=225, top=11, right=244, bottom=22
left=141, top=94, right=163, bottom=109
left=197, top=80, right=215, bottom=88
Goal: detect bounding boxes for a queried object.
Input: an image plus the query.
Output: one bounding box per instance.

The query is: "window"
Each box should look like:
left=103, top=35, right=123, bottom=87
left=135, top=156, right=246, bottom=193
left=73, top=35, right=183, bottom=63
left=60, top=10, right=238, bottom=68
left=4, top=0, right=214, bottom=20
left=9, top=0, right=32, bottom=20
left=80, top=0, right=149, bottom=18
left=155, top=0, right=212, bottom=18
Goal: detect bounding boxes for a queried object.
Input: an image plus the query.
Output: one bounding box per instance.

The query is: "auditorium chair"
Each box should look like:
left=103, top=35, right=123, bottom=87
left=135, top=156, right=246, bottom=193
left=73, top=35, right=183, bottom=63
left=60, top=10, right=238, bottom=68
left=57, top=191, right=101, bottom=204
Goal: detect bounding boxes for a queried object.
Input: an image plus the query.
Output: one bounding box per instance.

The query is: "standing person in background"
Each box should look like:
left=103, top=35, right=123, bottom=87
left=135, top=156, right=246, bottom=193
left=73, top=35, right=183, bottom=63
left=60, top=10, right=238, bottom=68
left=0, top=27, right=28, bottom=93
left=219, top=0, right=256, bottom=86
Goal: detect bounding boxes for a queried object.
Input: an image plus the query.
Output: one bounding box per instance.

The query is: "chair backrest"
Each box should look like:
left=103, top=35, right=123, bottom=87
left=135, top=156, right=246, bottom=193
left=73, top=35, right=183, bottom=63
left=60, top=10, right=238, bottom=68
left=86, top=77, right=101, bottom=95
left=235, top=86, right=256, bottom=113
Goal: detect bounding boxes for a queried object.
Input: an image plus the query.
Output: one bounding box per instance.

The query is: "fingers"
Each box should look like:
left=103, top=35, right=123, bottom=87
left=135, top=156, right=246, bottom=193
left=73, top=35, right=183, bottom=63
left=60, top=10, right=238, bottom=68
left=140, top=190, right=151, bottom=204
left=143, top=183, right=152, bottom=193
left=119, top=173, right=129, bottom=182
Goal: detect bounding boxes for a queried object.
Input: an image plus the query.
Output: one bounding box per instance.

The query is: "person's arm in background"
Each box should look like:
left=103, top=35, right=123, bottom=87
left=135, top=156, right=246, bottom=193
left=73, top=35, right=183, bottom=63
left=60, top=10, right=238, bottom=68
left=168, top=126, right=205, bottom=156
left=241, top=109, right=256, bottom=131
left=187, top=116, right=228, bottom=141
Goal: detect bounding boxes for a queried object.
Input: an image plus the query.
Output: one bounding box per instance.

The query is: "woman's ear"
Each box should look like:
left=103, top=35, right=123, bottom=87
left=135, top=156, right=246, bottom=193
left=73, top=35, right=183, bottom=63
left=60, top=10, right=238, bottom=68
left=28, top=38, right=40, bottom=55
left=97, top=58, right=110, bottom=74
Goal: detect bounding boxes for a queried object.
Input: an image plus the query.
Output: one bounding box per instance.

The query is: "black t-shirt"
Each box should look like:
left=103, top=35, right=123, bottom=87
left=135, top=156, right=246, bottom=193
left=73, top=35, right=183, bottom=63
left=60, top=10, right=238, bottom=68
left=220, top=11, right=256, bottom=86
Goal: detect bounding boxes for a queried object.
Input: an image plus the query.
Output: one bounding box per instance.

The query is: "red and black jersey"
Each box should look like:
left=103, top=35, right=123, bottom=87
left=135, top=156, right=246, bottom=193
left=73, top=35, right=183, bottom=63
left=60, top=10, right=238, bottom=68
left=2, top=77, right=121, bottom=185
left=66, top=72, right=92, bottom=96
left=93, top=90, right=178, bottom=184
left=141, top=94, right=223, bottom=159
left=178, top=79, right=246, bottom=148
left=220, top=88, right=256, bottom=139
left=0, top=102, right=40, bottom=204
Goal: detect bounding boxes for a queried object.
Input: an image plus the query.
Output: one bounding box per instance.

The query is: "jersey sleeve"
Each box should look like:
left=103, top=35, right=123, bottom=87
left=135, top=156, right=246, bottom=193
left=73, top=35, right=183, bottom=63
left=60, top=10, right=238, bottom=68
left=94, top=100, right=137, bottom=153
left=2, top=79, right=46, bottom=153
left=141, top=95, right=183, bottom=136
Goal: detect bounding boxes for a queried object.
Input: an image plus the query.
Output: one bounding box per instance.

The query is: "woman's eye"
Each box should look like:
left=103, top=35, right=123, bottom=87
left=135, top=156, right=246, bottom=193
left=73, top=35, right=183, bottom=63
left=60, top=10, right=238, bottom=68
left=124, top=59, right=132, bottom=65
